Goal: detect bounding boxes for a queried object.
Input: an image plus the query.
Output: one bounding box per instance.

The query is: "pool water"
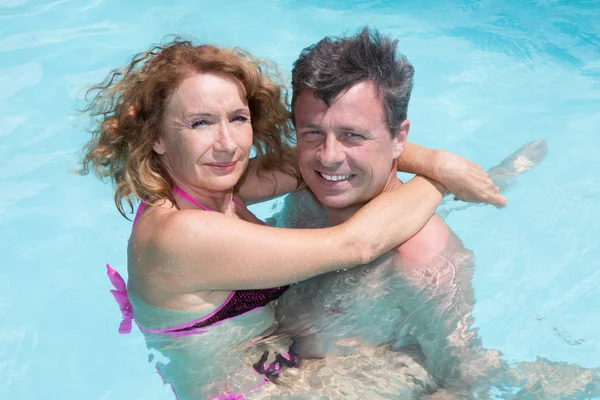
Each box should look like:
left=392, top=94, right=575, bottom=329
left=1, top=0, right=599, bottom=398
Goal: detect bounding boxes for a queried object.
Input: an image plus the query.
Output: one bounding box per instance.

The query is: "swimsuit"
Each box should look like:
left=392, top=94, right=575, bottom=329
left=106, top=186, right=297, bottom=399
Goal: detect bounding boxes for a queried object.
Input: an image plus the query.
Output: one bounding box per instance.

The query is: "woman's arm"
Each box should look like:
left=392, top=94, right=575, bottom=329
left=138, top=176, right=445, bottom=292
left=237, top=155, right=303, bottom=205
left=240, top=143, right=506, bottom=207
left=397, top=143, right=507, bottom=207
left=396, top=142, right=441, bottom=179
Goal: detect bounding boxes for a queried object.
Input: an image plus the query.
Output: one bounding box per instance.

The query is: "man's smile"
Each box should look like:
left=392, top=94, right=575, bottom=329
left=315, top=170, right=356, bottom=186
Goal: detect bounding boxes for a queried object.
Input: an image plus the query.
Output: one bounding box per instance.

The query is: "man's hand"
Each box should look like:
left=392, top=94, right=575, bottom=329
left=433, top=150, right=507, bottom=207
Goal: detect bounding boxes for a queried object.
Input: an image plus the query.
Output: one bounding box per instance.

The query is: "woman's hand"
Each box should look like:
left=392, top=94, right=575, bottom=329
left=433, top=150, right=507, bottom=207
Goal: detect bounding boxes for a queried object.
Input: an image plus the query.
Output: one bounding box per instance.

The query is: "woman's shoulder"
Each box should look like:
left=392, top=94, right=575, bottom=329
left=128, top=202, right=200, bottom=270
left=127, top=205, right=218, bottom=301
left=130, top=202, right=177, bottom=243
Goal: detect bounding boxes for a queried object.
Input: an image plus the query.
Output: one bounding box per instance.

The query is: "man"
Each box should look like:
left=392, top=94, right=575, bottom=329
left=266, top=28, right=550, bottom=399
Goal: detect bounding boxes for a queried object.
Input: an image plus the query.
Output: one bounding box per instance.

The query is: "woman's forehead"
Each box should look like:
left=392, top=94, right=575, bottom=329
left=167, top=73, right=249, bottom=115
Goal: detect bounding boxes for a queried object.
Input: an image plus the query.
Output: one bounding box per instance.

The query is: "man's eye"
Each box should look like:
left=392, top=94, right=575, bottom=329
left=345, top=132, right=363, bottom=139
left=191, top=120, right=207, bottom=129
left=298, top=131, right=321, bottom=142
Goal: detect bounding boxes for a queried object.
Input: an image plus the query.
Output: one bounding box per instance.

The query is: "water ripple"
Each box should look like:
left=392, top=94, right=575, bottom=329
left=0, top=327, right=38, bottom=389
left=0, top=63, right=42, bottom=102
left=0, top=0, right=70, bottom=19
left=0, top=22, right=120, bottom=53
left=0, top=114, right=29, bottom=138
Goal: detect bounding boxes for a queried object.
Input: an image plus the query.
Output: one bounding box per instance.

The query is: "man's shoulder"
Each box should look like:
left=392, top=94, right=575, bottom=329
left=393, top=215, right=452, bottom=265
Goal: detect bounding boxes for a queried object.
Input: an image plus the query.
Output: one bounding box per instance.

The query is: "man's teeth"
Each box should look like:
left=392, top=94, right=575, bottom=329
left=319, top=172, right=352, bottom=181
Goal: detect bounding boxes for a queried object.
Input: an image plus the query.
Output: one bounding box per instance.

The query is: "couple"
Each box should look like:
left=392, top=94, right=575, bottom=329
left=80, top=28, right=545, bottom=399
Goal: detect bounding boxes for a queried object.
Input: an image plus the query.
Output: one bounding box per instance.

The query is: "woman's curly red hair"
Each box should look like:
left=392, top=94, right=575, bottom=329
left=79, top=38, right=298, bottom=218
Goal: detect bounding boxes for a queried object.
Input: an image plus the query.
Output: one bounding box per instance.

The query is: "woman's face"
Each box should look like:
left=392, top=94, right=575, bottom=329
left=154, top=72, right=253, bottom=193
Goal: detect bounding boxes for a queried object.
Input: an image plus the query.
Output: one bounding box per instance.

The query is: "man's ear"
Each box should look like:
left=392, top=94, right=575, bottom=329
left=153, top=138, right=166, bottom=155
left=392, top=119, right=410, bottom=158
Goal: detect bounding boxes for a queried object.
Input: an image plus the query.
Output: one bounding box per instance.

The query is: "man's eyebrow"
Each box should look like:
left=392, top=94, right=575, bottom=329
left=297, top=122, right=322, bottom=129
left=336, top=125, right=363, bottom=132
left=296, top=123, right=366, bottom=133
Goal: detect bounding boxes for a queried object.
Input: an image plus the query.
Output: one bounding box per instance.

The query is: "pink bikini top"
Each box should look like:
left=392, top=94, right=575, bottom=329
left=107, top=186, right=289, bottom=337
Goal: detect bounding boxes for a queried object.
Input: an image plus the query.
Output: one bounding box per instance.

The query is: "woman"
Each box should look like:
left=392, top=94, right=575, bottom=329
left=80, top=38, right=502, bottom=399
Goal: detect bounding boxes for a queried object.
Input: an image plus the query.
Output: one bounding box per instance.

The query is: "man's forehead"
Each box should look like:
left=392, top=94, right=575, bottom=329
left=294, top=82, right=385, bottom=127
left=297, top=81, right=379, bottom=104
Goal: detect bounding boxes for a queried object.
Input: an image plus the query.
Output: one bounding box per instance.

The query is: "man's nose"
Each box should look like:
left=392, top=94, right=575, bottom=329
left=317, top=136, right=345, bottom=167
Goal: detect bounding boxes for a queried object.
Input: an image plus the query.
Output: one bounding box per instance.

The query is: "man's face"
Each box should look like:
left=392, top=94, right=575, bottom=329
left=294, top=81, right=408, bottom=210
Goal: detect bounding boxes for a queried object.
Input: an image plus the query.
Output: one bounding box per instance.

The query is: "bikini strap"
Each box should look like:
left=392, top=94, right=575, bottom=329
left=131, top=187, right=241, bottom=232
left=173, top=185, right=242, bottom=211
left=131, top=202, right=147, bottom=231
left=173, top=186, right=213, bottom=211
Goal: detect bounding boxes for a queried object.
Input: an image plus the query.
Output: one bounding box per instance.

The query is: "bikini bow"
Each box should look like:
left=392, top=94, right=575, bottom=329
left=106, top=264, right=133, bottom=334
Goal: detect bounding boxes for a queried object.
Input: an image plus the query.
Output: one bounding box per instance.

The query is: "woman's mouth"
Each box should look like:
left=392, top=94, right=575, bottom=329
left=206, top=161, right=237, bottom=172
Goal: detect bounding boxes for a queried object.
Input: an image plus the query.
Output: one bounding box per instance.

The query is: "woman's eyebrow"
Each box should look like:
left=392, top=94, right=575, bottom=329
left=181, top=111, right=213, bottom=119
left=231, top=108, right=250, bottom=114
left=183, top=108, right=250, bottom=118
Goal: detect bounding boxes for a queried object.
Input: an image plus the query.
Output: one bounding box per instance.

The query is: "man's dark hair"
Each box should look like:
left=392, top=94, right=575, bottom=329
left=291, top=27, right=414, bottom=136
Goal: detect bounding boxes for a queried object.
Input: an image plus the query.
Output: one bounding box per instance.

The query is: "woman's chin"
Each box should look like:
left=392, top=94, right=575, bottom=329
left=204, top=176, right=243, bottom=192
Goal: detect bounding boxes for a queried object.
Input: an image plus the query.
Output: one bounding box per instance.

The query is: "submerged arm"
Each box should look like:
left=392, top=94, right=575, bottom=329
left=391, top=236, right=498, bottom=399
left=436, top=140, right=548, bottom=220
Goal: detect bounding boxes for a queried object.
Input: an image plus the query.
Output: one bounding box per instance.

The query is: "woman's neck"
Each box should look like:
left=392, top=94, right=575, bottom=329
left=172, top=181, right=236, bottom=215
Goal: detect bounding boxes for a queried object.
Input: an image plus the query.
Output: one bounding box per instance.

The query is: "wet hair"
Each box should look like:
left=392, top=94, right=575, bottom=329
left=291, top=27, right=414, bottom=136
left=78, top=37, right=299, bottom=218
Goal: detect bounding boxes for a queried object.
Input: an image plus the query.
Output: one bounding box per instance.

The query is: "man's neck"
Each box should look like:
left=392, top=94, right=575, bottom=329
left=324, top=170, right=403, bottom=226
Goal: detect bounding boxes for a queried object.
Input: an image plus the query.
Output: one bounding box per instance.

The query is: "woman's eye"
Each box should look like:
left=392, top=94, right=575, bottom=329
left=232, top=115, right=249, bottom=123
left=191, top=120, right=207, bottom=129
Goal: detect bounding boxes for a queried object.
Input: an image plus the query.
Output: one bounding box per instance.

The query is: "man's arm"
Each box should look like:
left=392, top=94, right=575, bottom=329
left=390, top=219, right=499, bottom=398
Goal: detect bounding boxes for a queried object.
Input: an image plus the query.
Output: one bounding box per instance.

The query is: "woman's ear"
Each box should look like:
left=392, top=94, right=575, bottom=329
left=153, top=138, right=166, bottom=155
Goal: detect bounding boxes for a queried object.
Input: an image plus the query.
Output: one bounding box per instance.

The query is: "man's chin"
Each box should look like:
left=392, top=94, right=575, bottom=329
left=313, top=192, right=357, bottom=210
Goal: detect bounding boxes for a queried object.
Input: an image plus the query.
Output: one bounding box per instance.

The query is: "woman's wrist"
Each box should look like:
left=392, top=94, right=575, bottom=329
left=430, top=149, right=447, bottom=183
left=417, top=174, right=448, bottom=197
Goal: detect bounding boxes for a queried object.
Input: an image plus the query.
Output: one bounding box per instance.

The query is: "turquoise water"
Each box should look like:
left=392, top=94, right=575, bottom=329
left=1, top=0, right=599, bottom=398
